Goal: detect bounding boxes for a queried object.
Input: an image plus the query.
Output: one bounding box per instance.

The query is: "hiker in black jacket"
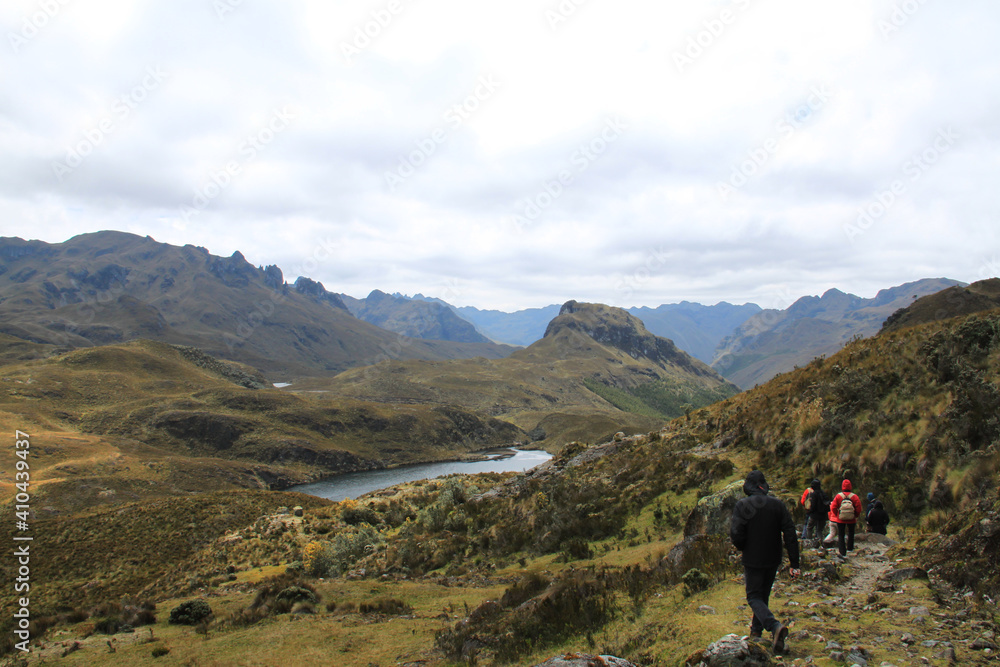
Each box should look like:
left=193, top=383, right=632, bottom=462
left=800, top=478, right=827, bottom=543
left=730, top=470, right=800, bottom=653
left=866, top=500, right=890, bottom=535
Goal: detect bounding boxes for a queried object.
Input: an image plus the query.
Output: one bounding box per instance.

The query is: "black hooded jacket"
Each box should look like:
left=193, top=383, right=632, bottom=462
left=866, top=500, right=890, bottom=535
left=730, top=470, right=800, bottom=569
left=806, top=479, right=828, bottom=519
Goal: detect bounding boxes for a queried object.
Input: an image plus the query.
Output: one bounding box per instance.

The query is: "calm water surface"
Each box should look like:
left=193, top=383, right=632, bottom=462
left=288, top=449, right=552, bottom=501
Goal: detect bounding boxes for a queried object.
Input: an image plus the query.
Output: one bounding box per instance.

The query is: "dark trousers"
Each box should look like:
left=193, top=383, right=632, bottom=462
left=802, top=514, right=825, bottom=541
left=836, top=522, right=856, bottom=556
left=744, top=565, right=779, bottom=634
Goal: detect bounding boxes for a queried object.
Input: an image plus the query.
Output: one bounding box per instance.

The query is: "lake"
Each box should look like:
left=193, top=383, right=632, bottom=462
left=287, top=448, right=552, bottom=501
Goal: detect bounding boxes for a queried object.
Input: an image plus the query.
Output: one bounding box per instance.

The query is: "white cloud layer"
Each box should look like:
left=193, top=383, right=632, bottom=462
left=1, top=0, right=998, bottom=310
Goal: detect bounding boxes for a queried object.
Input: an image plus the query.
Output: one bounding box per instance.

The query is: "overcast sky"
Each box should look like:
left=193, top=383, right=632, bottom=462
left=1, top=1, right=997, bottom=311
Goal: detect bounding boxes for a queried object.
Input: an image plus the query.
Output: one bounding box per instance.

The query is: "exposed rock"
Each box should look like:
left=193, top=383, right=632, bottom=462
left=531, top=653, right=638, bottom=667
left=208, top=250, right=257, bottom=287
left=881, top=567, right=927, bottom=583
left=683, top=481, right=743, bottom=538
left=293, top=276, right=350, bottom=311
left=685, top=634, right=774, bottom=666
left=664, top=534, right=731, bottom=580
left=262, top=264, right=284, bottom=291
left=854, top=532, right=895, bottom=546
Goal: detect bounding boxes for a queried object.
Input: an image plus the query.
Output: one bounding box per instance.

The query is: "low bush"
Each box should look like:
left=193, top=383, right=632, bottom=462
left=168, top=600, right=212, bottom=626
left=359, top=598, right=412, bottom=615
left=681, top=568, right=711, bottom=597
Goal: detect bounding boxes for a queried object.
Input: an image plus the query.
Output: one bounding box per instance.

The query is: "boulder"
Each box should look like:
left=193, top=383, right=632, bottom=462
left=684, top=481, right=744, bottom=538
left=685, top=634, right=774, bottom=666
left=531, top=653, right=638, bottom=667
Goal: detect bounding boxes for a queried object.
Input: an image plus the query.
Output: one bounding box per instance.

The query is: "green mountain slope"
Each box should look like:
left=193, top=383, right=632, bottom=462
left=626, top=301, right=762, bottom=363
left=0, top=337, right=523, bottom=514
left=881, top=277, right=1000, bottom=333
left=4, top=304, right=1000, bottom=665
left=301, top=301, right=739, bottom=447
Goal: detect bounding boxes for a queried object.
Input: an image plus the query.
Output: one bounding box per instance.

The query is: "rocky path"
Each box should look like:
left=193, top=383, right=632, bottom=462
left=765, top=533, right=1000, bottom=666
left=827, top=537, right=894, bottom=598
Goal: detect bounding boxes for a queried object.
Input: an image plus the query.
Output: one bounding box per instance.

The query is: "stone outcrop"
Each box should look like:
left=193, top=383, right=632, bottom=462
left=684, top=634, right=774, bottom=667
left=683, top=480, right=744, bottom=538
left=531, top=653, right=638, bottom=667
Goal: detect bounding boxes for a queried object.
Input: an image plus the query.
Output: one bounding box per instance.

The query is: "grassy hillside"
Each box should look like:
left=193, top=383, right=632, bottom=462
left=0, top=338, right=524, bottom=515
left=296, top=302, right=739, bottom=448
left=3, top=307, right=999, bottom=665
left=881, top=277, right=1000, bottom=333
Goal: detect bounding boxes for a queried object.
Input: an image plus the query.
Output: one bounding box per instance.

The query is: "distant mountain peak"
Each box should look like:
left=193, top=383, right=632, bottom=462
left=544, top=301, right=712, bottom=375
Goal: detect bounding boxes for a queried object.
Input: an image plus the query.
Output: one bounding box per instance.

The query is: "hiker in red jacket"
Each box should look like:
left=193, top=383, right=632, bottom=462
left=830, top=479, right=863, bottom=557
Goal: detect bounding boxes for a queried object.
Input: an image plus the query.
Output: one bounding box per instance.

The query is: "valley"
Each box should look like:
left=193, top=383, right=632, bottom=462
left=1, top=233, right=999, bottom=665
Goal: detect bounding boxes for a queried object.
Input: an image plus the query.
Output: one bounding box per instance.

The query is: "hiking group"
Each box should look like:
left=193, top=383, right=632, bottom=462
left=730, top=470, right=891, bottom=655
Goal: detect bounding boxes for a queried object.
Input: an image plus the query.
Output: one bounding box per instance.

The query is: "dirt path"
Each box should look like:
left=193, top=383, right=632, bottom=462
left=828, top=535, right=894, bottom=598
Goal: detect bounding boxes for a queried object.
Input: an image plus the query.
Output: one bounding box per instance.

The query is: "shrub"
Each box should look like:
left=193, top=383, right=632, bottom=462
left=560, top=537, right=593, bottom=562
left=342, top=506, right=380, bottom=526
left=275, top=586, right=318, bottom=606
left=325, top=524, right=384, bottom=575
left=500, top=572, right=550, bottom=608
left=358, top=598, right=412, bottom=615
left=168, top=600, right=212, bottom=625
left=93, top=617, right=118, bottom=635
left=681, top=568, right=711, bottom=597
left=152, top=646, right=170, bottom=657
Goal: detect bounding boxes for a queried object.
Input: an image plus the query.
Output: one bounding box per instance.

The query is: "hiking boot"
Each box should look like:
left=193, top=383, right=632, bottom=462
left=749, top=627, right=763, bottom=639
left=772, top=624, right=788, bottom=653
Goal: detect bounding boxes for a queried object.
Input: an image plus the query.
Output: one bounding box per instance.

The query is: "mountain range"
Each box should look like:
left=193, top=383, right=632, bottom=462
left=0, top=231, right=968, bottom=392
left=710, top=278, right=963, bottom=388
left=297, top=300, right=739, bottom=447
left=0, top=232, right=514, bottom=379
left=3, top=270, right=999, bottom=665
left=358, top=280, right=963, bottom=389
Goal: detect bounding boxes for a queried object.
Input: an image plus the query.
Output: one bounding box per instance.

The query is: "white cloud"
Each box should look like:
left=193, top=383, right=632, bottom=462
left=1, top=0, right=998, bottom=310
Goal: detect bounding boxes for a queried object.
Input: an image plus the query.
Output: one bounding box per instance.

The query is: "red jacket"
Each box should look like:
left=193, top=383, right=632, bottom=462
left=830, top=491, right=862, bottom=524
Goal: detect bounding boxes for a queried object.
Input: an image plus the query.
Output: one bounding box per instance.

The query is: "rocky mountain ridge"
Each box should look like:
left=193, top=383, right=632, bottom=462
left=710, top=277, right=963, bottom=388
left=0, top=231, right=513, bottom=378
left=340, top=289, right=491, bottom=344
